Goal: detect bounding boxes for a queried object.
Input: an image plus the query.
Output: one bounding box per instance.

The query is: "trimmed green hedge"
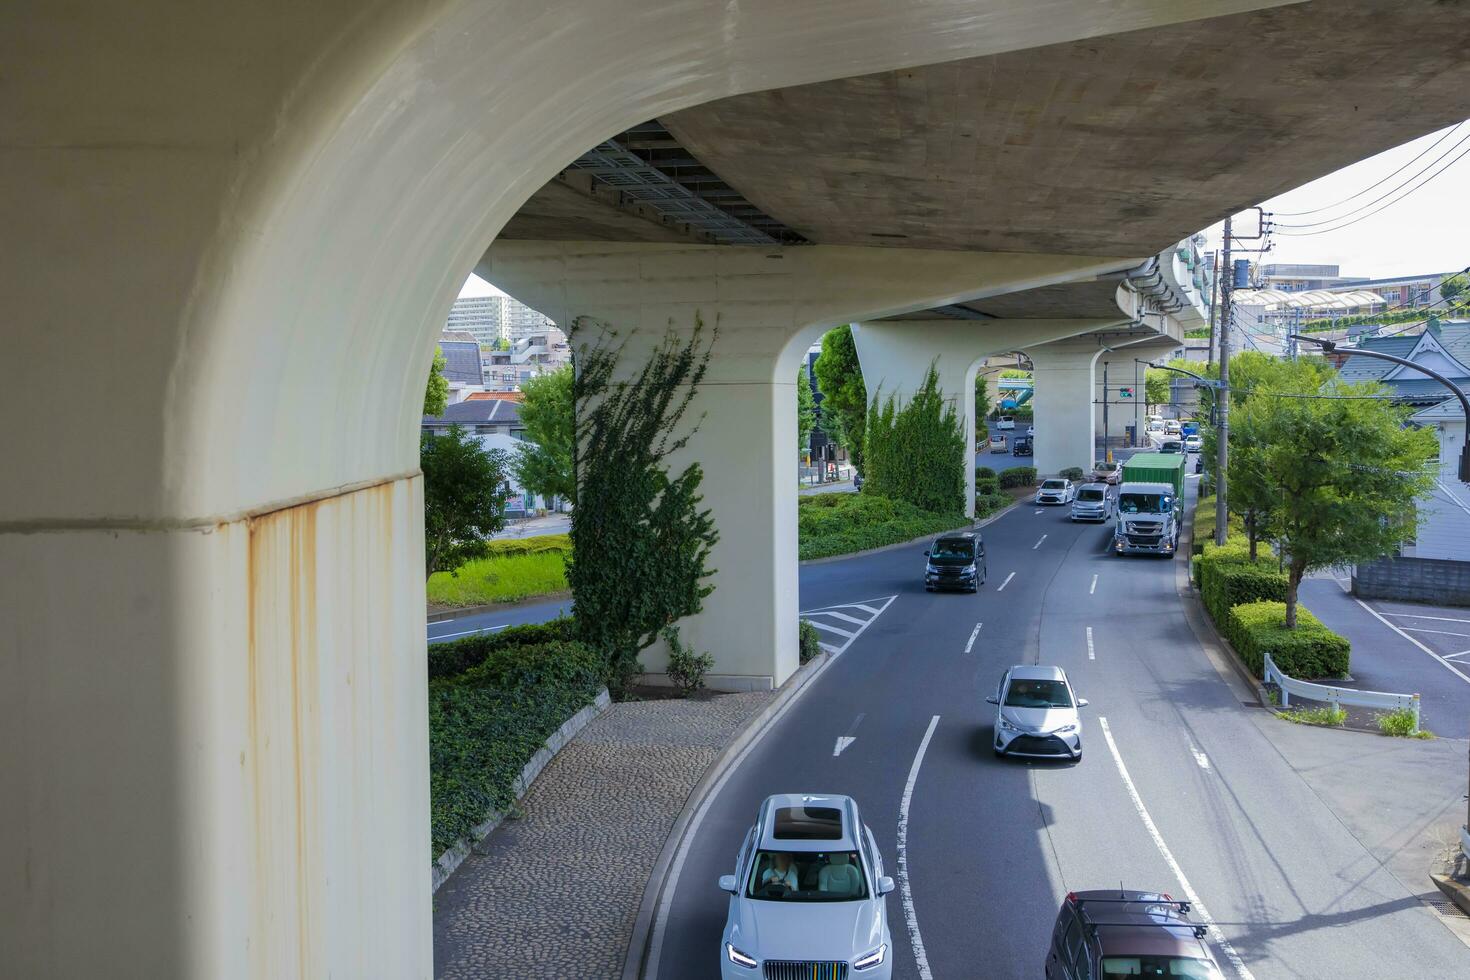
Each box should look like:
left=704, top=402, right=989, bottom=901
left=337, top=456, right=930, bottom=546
left=429, top=638, right=602, bottom=854
left=798, top=492, right=967, bottom=560
left=1226, top=601, right=1351, bottom=679
left=976, top=476, right=1000, bottom=496
left=482, top=533, right=571, bottom=555
left=977, top=491, right=1011, bottom=517
left=975, top=466, right=996, bottom=480
left=799, top=619, right=821, bottom=664
left=1197, top=541, right=1285, bottom=621
left=1191, top=496, right=1244, bottom=556
left=428, top=617, right=577, bottom=681
left=999, top=466, right=1038, bottom=489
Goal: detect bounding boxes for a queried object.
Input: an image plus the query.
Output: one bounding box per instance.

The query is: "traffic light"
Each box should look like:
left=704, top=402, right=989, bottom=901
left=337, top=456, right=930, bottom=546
left=1119, top=386, right=1134, bottom=399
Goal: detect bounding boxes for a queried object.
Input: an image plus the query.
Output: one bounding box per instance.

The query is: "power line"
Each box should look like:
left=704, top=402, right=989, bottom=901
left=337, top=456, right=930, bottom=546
left=1271, top=136, right=1470, bottom=236
left=1270, top=120, right=1468, bottom=218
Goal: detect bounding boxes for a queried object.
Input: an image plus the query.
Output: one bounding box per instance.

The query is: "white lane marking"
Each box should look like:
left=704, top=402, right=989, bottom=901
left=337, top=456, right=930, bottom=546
left=1186, top=736, right=1212, bottom=771
left=801, top=595, right=899, bottom=615
left=849, top=603, right=882, bottom=615
left=1035, top=509, right=1044, bottom=515
left=646, top=598, right=897, bottom=978
left=809, top=620, right=855, bottom=638
left=1355, top=598, right=1470, bottom=686
left=965, top=622, right=983, bottom=654
left=1033, top=534, right=1048, bottom=550
left=833, top=736, right=857, bottom=757
left=1449, top=650, right=1470, bottom=663
left=1086, top=626, right=1096, bottom=661
left=820, top=610, right=868, bottom=627
left=429, top=624, right=509, bottom=640
left=1385, top=612, right=1470, bottom=624
left=897, top=715, right=941, bottom=980
left=1090, top=574, right=1098, bottom=595
left=798, top=595, right=898, bottom=660
left=997, top=572, right=1016, bottom=592
left=1099, top=717, right=1254, bottom=980
left=1401, top=626, right=1470, bottom=638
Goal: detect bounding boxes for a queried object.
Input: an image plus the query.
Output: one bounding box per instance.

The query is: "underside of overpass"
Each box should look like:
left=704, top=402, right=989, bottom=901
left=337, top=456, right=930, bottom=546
left=6, top=0, right=1470, bottom=976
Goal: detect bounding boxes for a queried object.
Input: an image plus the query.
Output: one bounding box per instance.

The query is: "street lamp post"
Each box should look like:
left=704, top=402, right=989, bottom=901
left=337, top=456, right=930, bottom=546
left=1291, top=332, right=1470, bottom=862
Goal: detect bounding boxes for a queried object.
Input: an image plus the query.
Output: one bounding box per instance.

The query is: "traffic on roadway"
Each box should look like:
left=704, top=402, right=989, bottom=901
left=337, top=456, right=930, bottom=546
left=432, top=455, right=1470, bottom=978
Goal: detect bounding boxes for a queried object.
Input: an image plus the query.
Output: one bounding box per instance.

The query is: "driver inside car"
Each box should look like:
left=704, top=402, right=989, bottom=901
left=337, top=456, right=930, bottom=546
left=759, top=851, right=798, bottom=891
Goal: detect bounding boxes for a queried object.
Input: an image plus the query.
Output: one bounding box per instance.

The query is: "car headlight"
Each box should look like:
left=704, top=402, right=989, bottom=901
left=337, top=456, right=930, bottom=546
left=1051, top=723, right=1077, bottom=735
left=725, top=943, right=758, bottom=968
left=854, top=944, right=888, bottom=970
left=925, top=563, right=938, bottom=574
left=998, top=717, right=1017, bottom=732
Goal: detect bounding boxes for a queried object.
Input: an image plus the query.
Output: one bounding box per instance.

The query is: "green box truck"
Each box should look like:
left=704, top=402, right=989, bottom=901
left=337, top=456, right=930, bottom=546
left=1114, top=453, right=1187, bottom=556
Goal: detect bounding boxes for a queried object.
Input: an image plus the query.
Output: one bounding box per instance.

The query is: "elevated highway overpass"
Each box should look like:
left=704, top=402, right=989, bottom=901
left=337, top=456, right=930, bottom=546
left=5, top=1, right=1470, bottom=975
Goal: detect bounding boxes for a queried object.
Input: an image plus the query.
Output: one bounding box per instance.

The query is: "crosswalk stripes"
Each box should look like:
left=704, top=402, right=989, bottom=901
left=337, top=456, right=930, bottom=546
left=799, top=595, right=898, bottom=657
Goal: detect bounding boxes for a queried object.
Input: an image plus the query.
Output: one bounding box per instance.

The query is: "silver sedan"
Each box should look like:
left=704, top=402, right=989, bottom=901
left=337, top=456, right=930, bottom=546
left=987, top=665, right=1088, bottom=760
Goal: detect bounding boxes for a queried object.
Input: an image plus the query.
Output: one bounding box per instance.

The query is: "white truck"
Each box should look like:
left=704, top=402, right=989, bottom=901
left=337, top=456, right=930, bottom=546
left=1113, top=482, right=1182, bottom=556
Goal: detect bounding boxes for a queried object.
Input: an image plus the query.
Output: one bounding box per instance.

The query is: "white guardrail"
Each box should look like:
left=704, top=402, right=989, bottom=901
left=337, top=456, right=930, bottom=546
left=1263, top=651, right=1421, bottom=734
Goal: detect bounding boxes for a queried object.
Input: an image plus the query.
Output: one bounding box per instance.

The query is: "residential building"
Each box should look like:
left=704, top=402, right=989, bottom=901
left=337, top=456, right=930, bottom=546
left=421, top=396, right=558, bottom=515
left=1257, top=263, right=1362, bottom=292
left=437, top=330, right=484, bottom=401
left=446, top=293, right=569, bottom=347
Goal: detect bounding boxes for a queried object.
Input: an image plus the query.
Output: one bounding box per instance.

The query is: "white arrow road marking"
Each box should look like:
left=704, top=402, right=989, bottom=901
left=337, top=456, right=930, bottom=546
left=965, top=622, right=983, bottom=653
left=1086, top=626, right=1096, bottom=661
left=833, top=736, right=857, bottom=757
left=1033, top=534, right=1047, bottom=550
left=1090, top=574, right=1098, bottom=595
left=1100, top=718, right=1254, bottom=980
left=898, top=715, right=941, bottom=980
left=997, top=572, right=1016, bottom=592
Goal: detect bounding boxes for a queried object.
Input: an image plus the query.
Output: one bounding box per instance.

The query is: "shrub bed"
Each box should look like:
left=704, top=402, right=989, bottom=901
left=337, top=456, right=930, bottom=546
left=975, top=466, right=996, bottom=480
left=1226, top=601, right=1351, bottom=679
left=798, top=492, right=967, bottom=560
left=428, top=617, right=577, bottom=681
left=799, top=619, right=821, bottom=664
left=428, top=534, right=571, bottom=606
left=998, top=466, right=1038, bottom=489
left=1197, top=540, right=1285, bottom=620
left=429, top=638, right=603, bottom=854
left=975, top=476, right=1000, bottom=496
left=977, top=491, right=1012, bottom=517
left=1191, top=496, right=1244, bottom=555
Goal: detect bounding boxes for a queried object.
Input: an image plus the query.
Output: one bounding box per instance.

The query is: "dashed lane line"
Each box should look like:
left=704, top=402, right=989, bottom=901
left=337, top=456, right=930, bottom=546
left=1099, top=717, right=1255, bottom=980
left=1090, top=574, right=1098, bottom=595
left=965, top=622, right=982, bottom=654
left=1033, top=534, right=1048, bottom=550
left=997, top=572, right=1016, bottom=592
left=897, top=715, right=941, bottom=980
left=1086, top=626, right=1095, bottom=661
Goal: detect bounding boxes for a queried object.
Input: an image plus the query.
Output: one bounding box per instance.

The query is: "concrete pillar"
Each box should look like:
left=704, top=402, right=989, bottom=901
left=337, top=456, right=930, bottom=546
left=852, top=319, right=1124, bottom=515
left=483, top=243, right=1138, bottom=688
left=1094, top=339, right=1181, bottom=449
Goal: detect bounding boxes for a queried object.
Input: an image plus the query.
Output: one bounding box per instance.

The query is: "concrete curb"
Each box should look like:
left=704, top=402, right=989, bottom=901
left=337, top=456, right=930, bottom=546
left=428, top=591, right=571, bottom=623
left=431, top=687, right=611, bottom=893
left=1432, top=841, right=1470, bottom=917
left=619, top=648, right=841, bottom=980
left=797, top=498, right=1023, bottom=566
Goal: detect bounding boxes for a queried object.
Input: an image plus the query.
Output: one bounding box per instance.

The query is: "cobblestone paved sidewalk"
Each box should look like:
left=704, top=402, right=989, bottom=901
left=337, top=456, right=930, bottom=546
left=433, top=692, right=773, bottom=979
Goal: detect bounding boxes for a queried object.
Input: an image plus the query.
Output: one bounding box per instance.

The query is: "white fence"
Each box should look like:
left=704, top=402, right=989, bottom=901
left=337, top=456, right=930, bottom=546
left=1263, top=651, right=1421, bottom=734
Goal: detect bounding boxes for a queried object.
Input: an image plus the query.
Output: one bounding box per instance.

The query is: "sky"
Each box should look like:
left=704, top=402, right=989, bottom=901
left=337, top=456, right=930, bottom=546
left=462, top=120, right=1470, bottom=298
left=1200, top=121, right=1470, bottom=279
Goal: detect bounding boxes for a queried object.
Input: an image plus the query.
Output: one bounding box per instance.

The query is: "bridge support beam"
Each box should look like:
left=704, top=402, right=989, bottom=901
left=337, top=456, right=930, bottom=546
left=851, top=319, right=1123, bottom=515
left=482, top=242, right=1135, bottom=688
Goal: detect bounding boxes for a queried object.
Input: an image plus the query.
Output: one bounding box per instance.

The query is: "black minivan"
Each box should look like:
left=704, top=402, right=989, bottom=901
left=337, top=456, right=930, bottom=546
left=924, top=531, right=986, bottom=593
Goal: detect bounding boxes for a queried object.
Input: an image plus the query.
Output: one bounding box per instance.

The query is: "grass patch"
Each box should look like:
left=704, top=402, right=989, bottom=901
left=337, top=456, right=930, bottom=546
left=1376, top=706, right=1432, bottom=738
left=428, top=535, right=569, bottom=606
left=1280, top=704, right=1347, bottom=727
left=798, top=492, right=968, bottom=560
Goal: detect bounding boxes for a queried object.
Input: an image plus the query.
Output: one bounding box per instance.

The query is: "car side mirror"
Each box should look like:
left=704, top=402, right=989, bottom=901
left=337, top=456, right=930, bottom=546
left=985, top=695, right=999, bottom=705
left=1076, top=698, right=1090, bottom=708
left=923, top=550, right=930, bottom=557
left=718, top=874, right=737, bottom=893
left=878, top=876, right=896, bottom=895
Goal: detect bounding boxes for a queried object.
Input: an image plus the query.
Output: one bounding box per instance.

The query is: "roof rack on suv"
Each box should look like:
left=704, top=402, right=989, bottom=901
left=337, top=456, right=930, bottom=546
left=1068, top=893, right=1208, bottom=940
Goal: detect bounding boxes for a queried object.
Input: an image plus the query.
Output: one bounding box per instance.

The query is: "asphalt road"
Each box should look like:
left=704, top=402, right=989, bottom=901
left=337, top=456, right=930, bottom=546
left=641, top=476, right=1470, bottom=979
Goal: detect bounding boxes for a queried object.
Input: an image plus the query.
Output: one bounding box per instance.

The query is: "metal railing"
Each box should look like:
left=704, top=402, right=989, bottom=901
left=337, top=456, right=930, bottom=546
left=1263, top=651, right=1421, bottom=734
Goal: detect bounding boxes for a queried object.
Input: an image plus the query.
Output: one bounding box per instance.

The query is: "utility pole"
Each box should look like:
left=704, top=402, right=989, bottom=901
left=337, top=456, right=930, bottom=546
left=1215, top=215, right=1233, bottom=547
left=1207, top=250, right=1221, bottom=370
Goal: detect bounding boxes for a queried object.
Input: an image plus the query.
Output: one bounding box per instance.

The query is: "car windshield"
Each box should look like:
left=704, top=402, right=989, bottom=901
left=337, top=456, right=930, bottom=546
left=1078, top=488, right=1105, bottom=502
left=1101, top=955, right=1225, bottom=979
left=1095, top=463, right=1118, bottom=472
left=745, top=850, right=868, bottom=902
left=1004, top=678, right=1072, bottom=708
left=931, top=541, right=974, bottom=560
left=1041, top=480, right=1067, bottom=490
left=1119, top=493, right=1167, bottom=514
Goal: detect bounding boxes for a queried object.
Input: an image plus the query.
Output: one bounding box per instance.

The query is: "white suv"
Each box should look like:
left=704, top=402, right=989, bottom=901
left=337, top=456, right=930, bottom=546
left=719, top=794, right=894, bottom=978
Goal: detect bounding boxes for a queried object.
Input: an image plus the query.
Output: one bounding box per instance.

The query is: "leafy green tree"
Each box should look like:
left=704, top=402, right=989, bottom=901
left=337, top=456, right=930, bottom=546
left=568, top=318, right=719, bottom=693
left=421, top=425, right=511, bottom=579
left=1144, top=368, right=1172, bottom=411
left=1234, top=379, right=1435, bottom=627
left=974, top=373, right=990, bottom=426
left=424, top=349, right=449, bottom=417
left=813, top=326, right=868, bottom=475
left=797, top=366, right=816, bottom=454
left=1440, top=272, right=1467, bottom=302
left=513, top=365, right=575, bottom=504
left=864, top=363, right=965, bottom=514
